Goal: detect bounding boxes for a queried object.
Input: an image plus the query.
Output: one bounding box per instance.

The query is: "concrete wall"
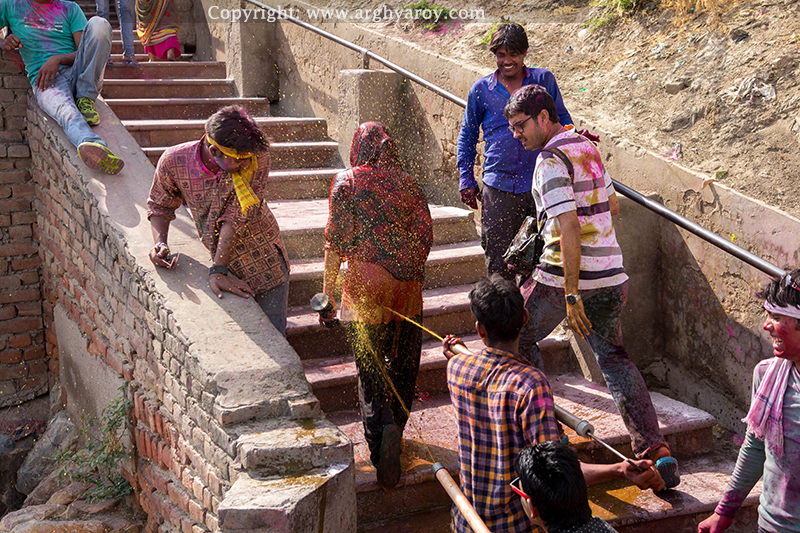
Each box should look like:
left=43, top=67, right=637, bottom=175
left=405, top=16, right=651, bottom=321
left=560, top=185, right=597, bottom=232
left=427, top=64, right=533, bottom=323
left=0, top=50, right=47, bottom=409
left=191, top=0, right=279, bottom=99
left=272, top=18, right=799, bottom=435
left=19, top=89, right=354, bottom=531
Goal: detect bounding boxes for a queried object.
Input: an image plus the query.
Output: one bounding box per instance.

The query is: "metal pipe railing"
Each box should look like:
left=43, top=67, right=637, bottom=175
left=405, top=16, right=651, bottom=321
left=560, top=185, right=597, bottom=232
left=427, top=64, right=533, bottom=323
left=244, top=0, right=785, bottom=280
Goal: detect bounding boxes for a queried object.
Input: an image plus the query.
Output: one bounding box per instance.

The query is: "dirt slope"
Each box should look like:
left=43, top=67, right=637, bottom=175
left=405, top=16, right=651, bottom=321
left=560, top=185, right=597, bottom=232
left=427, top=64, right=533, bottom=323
left=356, top=0, right=800, bottom=219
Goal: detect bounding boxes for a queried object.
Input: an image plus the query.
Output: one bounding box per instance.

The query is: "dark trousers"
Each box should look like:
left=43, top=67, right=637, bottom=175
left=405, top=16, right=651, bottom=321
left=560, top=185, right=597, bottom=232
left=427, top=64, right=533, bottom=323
left=519, top=280, right=667, bottom=458
left=349, top=318, right=422, bottom=465
left=480, top=184, right=534, bottom=280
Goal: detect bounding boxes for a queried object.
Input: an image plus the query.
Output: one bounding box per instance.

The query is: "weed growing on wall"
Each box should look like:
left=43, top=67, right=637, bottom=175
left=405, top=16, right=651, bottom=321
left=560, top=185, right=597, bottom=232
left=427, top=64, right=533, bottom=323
left=53, top=386, right=133, bottom=502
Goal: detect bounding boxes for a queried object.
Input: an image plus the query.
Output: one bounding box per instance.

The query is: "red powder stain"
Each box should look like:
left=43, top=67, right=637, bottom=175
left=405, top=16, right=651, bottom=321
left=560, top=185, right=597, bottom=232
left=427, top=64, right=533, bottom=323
left=418, top=391, right=431, bottom=403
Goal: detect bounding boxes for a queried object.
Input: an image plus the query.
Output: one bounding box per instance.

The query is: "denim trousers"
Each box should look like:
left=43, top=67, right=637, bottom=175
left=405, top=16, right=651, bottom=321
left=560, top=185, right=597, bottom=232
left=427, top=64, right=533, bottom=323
left=33, top=17, right=111, bottom=148
left=519, top=280, right=667, bottom=458
left=95, top=0, right=135, bottom=57
left=480, top=184, right=534, bottom=280
left=254, top=250, right=289, bottom=336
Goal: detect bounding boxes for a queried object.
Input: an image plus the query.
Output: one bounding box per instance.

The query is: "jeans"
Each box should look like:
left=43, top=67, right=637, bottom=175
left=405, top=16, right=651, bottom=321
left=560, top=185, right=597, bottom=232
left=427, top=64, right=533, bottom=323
left=33, top=17, right=111, bottom=149
left=254, top=250, right=289, bottom=336
left=96, top=0, right=135, bottom=57
left=480, top=184, right=534, bottom=280
left=519, top=280, right=667, bottom=458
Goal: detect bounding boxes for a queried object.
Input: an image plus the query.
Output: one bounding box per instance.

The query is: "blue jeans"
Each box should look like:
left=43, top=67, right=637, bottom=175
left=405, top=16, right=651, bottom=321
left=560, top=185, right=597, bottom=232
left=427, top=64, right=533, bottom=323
left=254, top=250, right=289, bottom=336
left=96, top=0, right=135, bottom=57
left=33, top=17, right=112, bottom=149
left=519, top=280, right=667, bottom=458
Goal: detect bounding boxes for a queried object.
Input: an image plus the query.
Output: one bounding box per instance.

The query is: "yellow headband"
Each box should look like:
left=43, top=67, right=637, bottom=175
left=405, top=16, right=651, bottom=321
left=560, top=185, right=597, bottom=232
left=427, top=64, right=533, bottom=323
left=207, top=136, right=253, bottom=159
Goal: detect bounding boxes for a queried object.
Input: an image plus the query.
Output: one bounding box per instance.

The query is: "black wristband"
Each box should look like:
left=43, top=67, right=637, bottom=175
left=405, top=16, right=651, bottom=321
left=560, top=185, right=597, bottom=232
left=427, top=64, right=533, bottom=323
left=209, top=265, right=228, bottom=276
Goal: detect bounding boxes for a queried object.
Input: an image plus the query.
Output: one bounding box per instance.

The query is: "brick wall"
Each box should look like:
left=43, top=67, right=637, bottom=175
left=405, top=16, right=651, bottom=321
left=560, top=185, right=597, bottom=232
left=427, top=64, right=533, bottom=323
left=23, top=92, right=353, bottom=532
left=0, top=49, right=47, bottom=409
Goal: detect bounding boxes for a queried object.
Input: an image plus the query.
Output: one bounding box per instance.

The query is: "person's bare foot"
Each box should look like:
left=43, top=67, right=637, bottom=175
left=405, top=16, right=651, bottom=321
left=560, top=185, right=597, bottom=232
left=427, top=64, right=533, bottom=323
left=147, top=52, right=157, bottom=62
left=166, top=48, right=177, bottom=61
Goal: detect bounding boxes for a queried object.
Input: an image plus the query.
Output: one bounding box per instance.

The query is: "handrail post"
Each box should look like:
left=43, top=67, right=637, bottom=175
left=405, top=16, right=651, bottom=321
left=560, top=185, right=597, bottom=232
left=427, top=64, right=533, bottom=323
left=361, top=52, right=370, bottom=69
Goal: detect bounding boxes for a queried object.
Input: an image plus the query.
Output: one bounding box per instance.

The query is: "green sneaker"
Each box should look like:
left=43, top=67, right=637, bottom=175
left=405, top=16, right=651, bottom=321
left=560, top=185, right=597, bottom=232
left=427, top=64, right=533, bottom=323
left=78, top=142, right=124, bottom=175
left=76, top=97, right=100, bottom=126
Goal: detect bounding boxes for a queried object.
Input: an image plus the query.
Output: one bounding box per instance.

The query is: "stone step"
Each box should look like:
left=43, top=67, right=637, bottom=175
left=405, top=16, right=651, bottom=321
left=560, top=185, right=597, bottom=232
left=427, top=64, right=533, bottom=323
left=109, top=53, right=192, bottom=62
left=273, top=199, right=477, bottom=261
left=102, top=78, right=236, bottom=100
left=121, top=116, right=329, bottom=147
left=303, top=334, right=572, bottom=413
left=103, top=96, right=270, bottom=120
left=142, top=140, right=338, bottom=168
left=287, top=241, right=485, bottom=308
left=356, top=454, right=760, bottom=533
left=103, top=61, right=227, bottom=80
left=111, top=40, right=145, bottom=55
left=286, top=284, right=477, bottom=361
left=265, top=168, right=340, bottom=200
left=111, top=29, right=137, bottom=40
left=329, top=375, right=726, bottom=528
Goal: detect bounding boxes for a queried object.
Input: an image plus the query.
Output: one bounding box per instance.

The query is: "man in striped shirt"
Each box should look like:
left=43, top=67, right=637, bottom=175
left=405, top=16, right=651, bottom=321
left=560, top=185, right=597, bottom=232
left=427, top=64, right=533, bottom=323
left=444, top=276, right=664, bottom=533
left=503, top=85, right=680, bottom=489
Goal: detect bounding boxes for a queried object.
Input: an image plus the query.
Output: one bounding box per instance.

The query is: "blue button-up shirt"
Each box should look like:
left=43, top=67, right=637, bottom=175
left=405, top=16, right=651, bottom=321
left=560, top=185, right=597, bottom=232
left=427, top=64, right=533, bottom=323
left=457, top=67, right=573, bottom=194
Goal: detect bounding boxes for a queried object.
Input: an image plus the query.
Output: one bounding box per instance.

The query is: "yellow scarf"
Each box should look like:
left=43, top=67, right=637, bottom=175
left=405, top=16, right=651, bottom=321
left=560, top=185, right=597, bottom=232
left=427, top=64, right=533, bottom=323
left=207, top=137, right=260, bottom=215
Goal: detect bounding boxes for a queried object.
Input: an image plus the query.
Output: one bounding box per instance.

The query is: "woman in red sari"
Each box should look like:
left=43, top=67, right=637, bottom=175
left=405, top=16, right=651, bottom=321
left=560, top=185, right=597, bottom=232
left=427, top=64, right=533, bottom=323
left=322, top=122, right=433, bottom=489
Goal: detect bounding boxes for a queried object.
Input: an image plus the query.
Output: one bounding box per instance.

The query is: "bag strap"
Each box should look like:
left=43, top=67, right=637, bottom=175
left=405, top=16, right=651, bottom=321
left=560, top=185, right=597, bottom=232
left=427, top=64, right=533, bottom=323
left=540, top=146, right=574, bottom=179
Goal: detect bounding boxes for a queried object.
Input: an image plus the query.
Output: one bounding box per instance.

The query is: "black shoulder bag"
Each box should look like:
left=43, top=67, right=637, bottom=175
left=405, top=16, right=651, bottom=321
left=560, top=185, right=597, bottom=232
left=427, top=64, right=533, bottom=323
left=502, top=147, right=574, bottom=278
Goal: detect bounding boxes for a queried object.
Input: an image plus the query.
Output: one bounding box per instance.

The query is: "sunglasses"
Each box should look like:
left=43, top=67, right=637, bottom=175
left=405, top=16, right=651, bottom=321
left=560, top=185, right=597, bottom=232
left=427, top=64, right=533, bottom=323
left=509, top=477, right=530, bottom=500
left=508, top=116, right=533, bottom=134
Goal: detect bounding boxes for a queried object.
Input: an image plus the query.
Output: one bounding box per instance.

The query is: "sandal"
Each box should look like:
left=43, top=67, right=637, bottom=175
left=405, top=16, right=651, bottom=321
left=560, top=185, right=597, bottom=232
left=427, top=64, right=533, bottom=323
left=106, top=57, right=113, bottom=66
left=122, top=57, right=143, bottom=69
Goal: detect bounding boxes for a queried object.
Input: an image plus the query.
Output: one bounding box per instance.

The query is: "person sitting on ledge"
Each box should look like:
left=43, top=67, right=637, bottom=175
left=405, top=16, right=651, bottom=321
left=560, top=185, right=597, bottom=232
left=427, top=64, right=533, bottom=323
left=0, top=0, right=123, bottom=174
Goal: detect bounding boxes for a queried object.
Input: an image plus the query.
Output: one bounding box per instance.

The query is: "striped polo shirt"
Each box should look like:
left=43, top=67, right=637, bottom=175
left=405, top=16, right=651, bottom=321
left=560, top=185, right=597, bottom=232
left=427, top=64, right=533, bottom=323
left=532, top=129, right=628, bottom=290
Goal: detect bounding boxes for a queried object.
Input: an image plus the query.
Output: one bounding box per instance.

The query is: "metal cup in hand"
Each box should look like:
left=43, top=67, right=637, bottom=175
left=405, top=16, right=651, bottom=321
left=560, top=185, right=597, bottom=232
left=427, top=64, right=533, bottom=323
left=311, top=293, right=340, bottom=328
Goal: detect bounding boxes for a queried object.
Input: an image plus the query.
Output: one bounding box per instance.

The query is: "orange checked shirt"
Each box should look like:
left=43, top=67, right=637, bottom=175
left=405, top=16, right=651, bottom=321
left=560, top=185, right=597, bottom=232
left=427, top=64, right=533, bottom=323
left=146, top=139, right=288, bottom=296
left=447, top=347, right=560, bottom=533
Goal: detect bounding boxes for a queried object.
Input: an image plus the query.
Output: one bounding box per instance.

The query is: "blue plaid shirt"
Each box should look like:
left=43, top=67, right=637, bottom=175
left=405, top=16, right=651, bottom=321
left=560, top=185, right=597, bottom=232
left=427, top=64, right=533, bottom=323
left=447, top=347, right=560, bottom=533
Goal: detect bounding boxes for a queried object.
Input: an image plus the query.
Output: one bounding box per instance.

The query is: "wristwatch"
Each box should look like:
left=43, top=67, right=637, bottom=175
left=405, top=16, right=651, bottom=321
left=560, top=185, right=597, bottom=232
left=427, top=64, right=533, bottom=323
left=566, top=293, right=581, bottom=306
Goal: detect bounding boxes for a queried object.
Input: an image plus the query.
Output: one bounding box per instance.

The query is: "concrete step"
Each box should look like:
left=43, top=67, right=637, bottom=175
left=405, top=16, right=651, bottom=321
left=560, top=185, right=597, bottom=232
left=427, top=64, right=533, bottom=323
left=330, top=375, right=730, bottom=529
left=121, top=116, right=330, bottom=147
left=266, top=168, right=340, bottom=200
left=287, top=241, right=485, bottom=308
left=272, top=199, right=477, bottom=261
left=109, top=53, right=192, bottom=62
left=356, top=454, right=760, bottom=533
left=142, top=139, right=337, bottom=168
left=102, top=79, right=236, bottom=100
left=103, top=96, right=270, bottom=120
left=112, top=29, right=137, bottom=40
left=286, top=284, right=477, bottom=361
left=303, top=334, right=572, bottom=413
left=103, top=61, right=227, bottom=80
left=111, top=40, right=145, bottom=55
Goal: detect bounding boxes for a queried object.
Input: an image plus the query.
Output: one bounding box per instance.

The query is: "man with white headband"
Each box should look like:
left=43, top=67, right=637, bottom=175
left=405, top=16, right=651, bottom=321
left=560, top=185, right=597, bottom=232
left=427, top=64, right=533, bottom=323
left=146, top=105, right=290, bottom=335
left=699, top=270, right=800, bottom=533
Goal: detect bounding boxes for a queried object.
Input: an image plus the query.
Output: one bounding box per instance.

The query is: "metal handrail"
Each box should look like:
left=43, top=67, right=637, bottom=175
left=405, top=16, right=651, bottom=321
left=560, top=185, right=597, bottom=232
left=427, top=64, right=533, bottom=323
left=244, top=0, right=785, bottom=280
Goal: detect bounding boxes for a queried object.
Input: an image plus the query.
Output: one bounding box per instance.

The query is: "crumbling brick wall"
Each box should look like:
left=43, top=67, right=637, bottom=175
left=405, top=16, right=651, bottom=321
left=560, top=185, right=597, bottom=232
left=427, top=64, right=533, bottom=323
left=0, top=49, right=47, bottom=409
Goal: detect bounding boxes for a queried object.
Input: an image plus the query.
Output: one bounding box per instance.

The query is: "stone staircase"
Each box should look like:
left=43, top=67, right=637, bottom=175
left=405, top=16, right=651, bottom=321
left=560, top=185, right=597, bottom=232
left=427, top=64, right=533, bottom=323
left=80, top=4, right=761, bottom=532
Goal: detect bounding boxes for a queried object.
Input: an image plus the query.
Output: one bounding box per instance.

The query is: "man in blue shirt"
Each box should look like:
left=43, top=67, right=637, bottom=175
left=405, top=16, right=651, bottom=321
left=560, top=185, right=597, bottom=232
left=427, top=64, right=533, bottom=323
left=457, top=23, right=572, bottom=279
left=1, top=0, right=124, bottom=174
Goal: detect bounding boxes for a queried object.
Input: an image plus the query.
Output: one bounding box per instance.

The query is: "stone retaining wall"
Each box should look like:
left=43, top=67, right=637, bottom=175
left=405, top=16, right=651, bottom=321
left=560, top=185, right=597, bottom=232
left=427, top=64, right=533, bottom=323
left=0, top=50, right=46, bottom=410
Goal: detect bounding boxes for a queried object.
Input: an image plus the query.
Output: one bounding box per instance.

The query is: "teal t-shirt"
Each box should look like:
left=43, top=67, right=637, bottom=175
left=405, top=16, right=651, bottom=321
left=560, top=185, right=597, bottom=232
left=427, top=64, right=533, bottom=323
left=0, top=0, right=87, bottom=87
